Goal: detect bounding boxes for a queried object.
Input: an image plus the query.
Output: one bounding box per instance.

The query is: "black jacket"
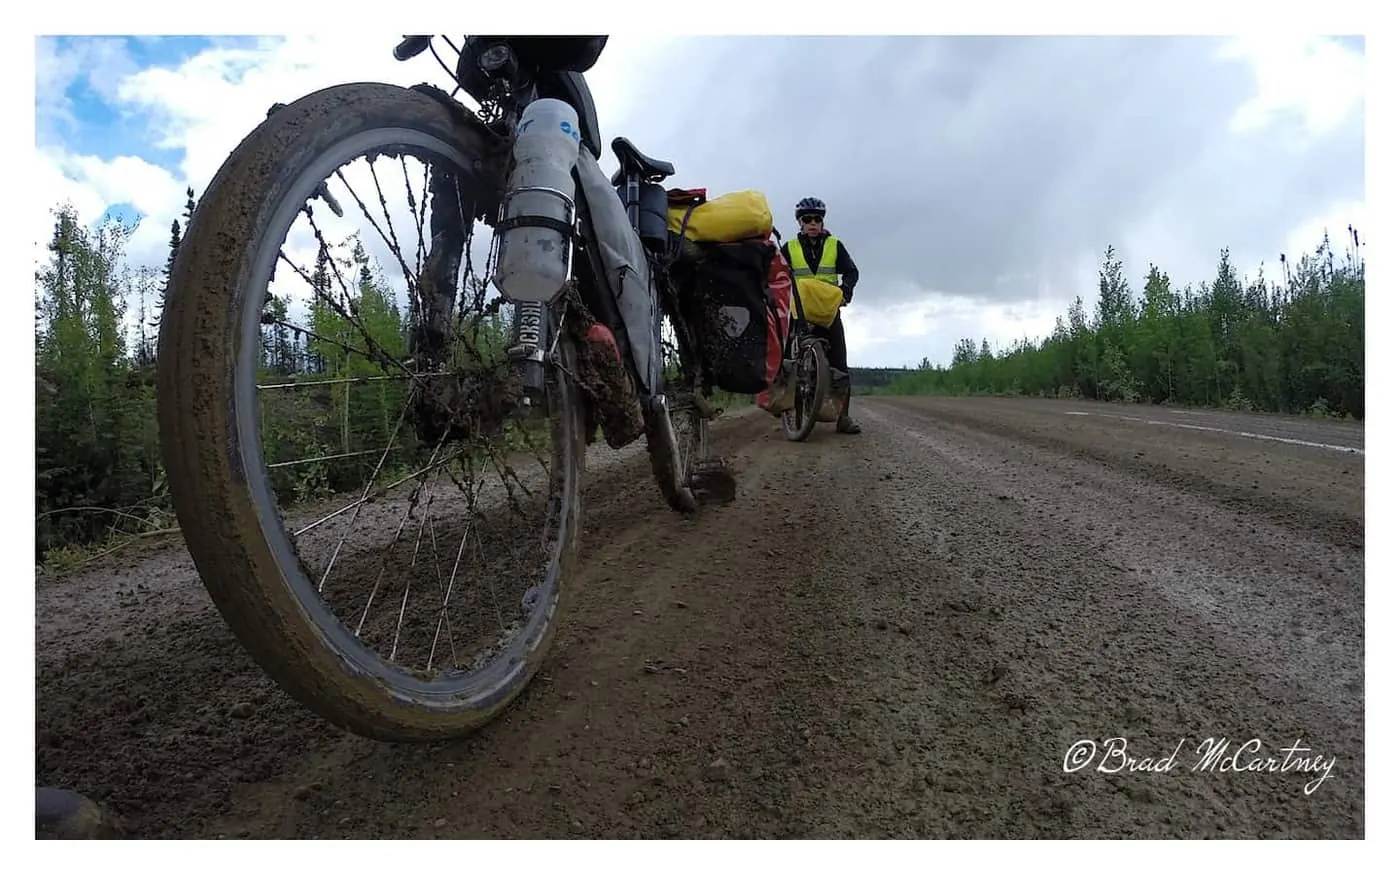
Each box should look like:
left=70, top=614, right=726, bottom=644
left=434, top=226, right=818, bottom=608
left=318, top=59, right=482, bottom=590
left=788, top=231, right=860, bottom=301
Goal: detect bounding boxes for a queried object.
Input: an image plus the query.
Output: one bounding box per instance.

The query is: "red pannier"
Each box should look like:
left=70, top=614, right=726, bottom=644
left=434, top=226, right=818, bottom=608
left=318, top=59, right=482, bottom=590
left=755, top=235, right=794, bottom=414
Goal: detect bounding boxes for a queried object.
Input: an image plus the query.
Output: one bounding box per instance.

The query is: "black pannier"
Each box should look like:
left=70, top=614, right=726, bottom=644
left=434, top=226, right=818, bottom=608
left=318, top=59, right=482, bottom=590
left=670, top=239, right=778, bottom=396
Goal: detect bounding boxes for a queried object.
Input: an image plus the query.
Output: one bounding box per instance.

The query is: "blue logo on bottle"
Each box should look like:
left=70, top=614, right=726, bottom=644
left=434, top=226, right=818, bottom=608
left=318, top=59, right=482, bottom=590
left=559, top=120, right=581, bottom=143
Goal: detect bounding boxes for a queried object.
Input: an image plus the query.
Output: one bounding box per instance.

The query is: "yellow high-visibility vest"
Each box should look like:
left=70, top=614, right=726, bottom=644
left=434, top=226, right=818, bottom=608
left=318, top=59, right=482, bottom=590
left=785, top=236, right=840, bottom=286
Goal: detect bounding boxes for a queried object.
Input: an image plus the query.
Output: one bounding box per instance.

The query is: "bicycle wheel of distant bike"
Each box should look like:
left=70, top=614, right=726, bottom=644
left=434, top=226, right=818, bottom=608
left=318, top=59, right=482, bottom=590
left=782, top=339, right=828, bottom=442
left=155, top=82, right=586, bottom=743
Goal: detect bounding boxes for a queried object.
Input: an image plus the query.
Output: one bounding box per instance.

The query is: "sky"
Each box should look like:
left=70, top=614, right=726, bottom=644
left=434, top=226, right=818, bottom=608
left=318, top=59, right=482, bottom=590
left=32, top=31, right=1365, bottom=369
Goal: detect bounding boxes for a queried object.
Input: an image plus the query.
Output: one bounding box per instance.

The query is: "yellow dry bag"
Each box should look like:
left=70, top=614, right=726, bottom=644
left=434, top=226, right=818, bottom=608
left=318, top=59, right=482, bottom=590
left=666, top=190, right=773, bottom=243
left=793, top=275, right=843, bottom=329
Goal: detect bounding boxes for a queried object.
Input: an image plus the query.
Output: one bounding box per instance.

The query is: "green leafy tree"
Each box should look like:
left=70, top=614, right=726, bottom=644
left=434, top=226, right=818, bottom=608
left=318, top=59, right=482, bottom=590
left=881, top=230, right=1363, bottom=421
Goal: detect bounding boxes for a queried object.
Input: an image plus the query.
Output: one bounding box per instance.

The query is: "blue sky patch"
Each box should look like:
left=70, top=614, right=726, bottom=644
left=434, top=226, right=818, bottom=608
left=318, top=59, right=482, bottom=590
left=36, top=36, right=263, bottom=169
left=98, top=202, right=143, bottom=231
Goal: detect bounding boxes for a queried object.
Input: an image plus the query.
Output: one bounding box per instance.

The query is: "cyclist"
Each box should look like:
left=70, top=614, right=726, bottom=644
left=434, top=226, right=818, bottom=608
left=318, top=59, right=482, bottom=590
left=783, top=196, right=862, bottom=435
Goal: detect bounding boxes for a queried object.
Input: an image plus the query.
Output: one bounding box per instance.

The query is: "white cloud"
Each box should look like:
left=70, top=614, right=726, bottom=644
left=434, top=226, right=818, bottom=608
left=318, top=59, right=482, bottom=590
left=1281, top=199, right=1365, bottom=264
left=1221, top=36, right=1364, bottom=139
left=33, top=148, right=106, bottom=230
left=845, top=286, right=1065, bottom=368
left=101, top=34, right=685, bottom=207
left=111, top=37, right=426, bottom=194
left=58, top=151, right=188, bottom=263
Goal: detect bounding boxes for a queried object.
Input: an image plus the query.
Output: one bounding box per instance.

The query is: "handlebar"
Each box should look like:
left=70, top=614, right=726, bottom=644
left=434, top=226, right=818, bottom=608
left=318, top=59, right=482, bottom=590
left=393, top=36, right=433, bottom=61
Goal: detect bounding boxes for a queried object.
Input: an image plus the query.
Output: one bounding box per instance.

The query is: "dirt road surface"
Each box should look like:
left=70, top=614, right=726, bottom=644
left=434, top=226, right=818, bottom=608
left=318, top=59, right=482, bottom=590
left=35, top=396, right=1365, bottom=839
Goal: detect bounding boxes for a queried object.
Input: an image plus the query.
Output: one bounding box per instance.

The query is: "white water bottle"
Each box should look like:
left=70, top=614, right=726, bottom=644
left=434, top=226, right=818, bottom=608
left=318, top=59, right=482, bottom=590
left=492, top=98, right=582, bottom=304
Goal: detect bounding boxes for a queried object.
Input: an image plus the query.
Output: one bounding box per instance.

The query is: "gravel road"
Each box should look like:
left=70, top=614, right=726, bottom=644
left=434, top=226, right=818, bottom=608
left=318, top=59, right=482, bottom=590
left=34, top=396, right=1365, bottom=839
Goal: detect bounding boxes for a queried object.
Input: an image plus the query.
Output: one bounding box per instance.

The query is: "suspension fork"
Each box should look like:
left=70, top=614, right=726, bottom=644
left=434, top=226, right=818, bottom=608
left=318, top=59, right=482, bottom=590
left=500, top=195, right=575, bottom=412
left=412, top=162, right=563, bottom=426
left=411, top=166, right=467, bottom=369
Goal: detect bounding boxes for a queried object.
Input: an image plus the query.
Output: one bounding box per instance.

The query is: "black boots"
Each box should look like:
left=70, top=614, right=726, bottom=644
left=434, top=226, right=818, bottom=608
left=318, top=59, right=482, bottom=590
left=831, top=374, right=861, bottom=435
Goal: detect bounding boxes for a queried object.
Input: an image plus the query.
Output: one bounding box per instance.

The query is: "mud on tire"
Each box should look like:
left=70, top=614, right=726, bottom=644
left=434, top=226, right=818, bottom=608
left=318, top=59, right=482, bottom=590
left=155, top=82, right=587, bottom=742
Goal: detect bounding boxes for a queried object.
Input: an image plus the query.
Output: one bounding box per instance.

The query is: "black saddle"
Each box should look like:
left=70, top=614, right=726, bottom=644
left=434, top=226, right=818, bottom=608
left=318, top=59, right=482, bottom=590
left=609, top=136, right=674, bottom=187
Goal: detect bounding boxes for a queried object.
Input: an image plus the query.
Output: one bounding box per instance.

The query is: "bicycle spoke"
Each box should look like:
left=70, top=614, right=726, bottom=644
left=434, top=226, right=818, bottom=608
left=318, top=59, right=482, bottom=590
left=259, top=372, right=431, bottom=391
left=357, top=431, right=451, bottom=639
left=315, top=392, right=415, bottom=593
left=401, top=156, right=430, bottom=272
left=405, top=464, right=457, bottom=667
left=292, top=447, right=468, bottom=537
left=332, top=166, right=419, bottom=295
left=268, top=447, right=400, bottom=470
left=429, top=454, right=492, bottom=671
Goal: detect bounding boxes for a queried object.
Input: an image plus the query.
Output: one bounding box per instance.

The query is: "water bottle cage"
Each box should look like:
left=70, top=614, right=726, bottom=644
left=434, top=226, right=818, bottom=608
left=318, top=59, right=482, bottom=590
left=494, top=185, right=577, bottom=233
left=489, top=184, right=578, bottom=306
left=495, top=214, right=574, bottom=237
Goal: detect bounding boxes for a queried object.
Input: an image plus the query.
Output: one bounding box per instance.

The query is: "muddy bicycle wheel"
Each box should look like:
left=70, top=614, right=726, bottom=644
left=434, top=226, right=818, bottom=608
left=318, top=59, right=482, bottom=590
left=156, top=82, right=586, bottom=742
left=782, top=340, right=828, bottom=443
left=643, top=281, right=702, bottom=513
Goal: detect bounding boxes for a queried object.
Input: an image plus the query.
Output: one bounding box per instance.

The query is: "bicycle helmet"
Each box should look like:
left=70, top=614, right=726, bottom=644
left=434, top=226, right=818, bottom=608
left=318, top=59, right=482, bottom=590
left=795, top=197, right=826, bottom=221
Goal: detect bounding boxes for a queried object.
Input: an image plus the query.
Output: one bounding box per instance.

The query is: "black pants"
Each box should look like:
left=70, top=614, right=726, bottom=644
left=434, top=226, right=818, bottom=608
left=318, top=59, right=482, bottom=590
left=810, top=309, right=848, bottom=373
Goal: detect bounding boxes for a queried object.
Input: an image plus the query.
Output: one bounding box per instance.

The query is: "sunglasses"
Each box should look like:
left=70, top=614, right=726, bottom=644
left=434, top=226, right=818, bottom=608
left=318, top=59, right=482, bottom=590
left=799, top=214, right=823, bottom=224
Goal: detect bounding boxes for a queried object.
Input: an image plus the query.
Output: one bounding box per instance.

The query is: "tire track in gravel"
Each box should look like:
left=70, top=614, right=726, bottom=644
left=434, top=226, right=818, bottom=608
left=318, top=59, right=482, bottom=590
left=811, top=396, right=1363, bottom=839
left=203, top=408, right=873, bottom=839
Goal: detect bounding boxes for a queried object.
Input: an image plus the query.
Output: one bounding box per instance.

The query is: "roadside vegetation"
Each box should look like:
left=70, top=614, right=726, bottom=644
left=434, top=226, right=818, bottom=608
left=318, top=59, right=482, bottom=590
left=880, top=232, right=1364, bottom=424
left=39, top=192, right=525, bottom=567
